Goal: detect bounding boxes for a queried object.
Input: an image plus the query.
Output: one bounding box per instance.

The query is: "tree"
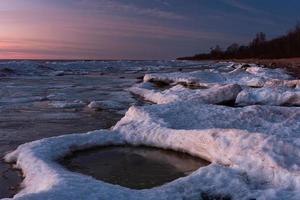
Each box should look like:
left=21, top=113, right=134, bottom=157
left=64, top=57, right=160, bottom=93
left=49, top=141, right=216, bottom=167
left=210, top=45, right=223, bottom=58
left=226, top=43, right=239, bottom=53
left=250, top=32, right=267, bottom=47
left=177, top=22, right=300, bottom=60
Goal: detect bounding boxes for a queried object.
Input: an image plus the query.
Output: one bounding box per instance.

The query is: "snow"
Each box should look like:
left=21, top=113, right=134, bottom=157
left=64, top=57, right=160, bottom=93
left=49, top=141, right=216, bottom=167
left=129, top=83, right=241, bottom=104
left=236, top=87, right=300, bottom=106
left=144, top=65, right=292, bottom=88
left=3, top=62, right=300, bottom=200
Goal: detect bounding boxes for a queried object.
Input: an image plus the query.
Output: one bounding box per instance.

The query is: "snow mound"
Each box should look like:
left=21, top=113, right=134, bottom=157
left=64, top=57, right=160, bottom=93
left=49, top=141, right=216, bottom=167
left=236, top=87, right=300, bottom=106
left=4, top=130, right=252, bottom=200
left=129, top=82, right=241, bottom=104
left=114, top=102, right=300, bottom=199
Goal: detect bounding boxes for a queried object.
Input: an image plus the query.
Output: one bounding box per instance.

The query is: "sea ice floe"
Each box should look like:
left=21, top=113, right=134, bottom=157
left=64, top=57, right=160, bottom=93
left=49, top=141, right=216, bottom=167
left=129, top=83, right=241, bottom=104
left=50, top=71, right=65, bottom=76
left=49, top=100, right=86, bottom=109
left=236, top=87, right=300, bottom=106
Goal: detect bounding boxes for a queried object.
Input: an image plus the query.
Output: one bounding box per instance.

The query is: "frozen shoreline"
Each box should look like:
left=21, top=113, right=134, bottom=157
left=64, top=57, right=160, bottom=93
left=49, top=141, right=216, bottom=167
left=3, top=61, right=300, bottom=200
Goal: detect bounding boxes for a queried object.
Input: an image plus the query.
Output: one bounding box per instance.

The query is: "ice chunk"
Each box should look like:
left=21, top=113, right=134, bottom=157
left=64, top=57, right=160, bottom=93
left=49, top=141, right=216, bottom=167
left=236, top=87, right=300, bottom=106
left=51, top=71, right=65, bottom=76
left=49, top=100, right=85, bottom=109
left=129, top=83, right=241, bottom=104
left=88, top=100, right=125, bottom=110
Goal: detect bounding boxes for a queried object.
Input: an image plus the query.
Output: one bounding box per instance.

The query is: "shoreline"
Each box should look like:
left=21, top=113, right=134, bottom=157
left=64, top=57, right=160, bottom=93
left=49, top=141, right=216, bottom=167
left=215, top=58, right=300, bottom=78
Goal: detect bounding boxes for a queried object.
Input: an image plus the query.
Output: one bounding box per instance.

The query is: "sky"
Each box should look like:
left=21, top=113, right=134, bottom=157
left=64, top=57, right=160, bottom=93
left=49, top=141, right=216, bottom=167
left=0, top=0, right=299, bottom=60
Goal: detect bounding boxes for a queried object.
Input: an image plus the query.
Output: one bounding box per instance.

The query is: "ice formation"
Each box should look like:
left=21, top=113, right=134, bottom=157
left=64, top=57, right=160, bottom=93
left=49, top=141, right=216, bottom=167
left=88, top=100, right=126, bottom=110
left=49, top=100, right=86, bottom=109
left=236, top=87, right=300, bottom=106
left=128, top=83, right=241, bottom=104
left=3, top=62, right=300, bottom=200
left=143, top=65, right=292, bottom=88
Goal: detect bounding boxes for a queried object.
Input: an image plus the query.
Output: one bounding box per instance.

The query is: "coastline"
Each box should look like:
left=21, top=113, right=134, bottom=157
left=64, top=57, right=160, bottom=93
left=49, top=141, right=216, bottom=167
left=5, top=61, right=300, bottom=200
left=215, top=57, right=300, bottom=78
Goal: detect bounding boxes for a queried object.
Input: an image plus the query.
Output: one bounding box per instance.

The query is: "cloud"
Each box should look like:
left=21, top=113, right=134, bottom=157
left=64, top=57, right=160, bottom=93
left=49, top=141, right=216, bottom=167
left=222, top=0, right=266, bottom=14
left=74, top=0, right=186, bottom=20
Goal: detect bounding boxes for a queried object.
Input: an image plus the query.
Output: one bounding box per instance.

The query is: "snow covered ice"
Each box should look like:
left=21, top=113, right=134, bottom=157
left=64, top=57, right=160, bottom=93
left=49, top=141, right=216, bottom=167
left=3, top=61, right=300, bottom=200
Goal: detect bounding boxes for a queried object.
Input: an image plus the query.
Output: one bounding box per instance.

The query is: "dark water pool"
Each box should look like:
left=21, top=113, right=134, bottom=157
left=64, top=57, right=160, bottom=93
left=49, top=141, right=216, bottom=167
left=60, top=146, right=210, bottom=189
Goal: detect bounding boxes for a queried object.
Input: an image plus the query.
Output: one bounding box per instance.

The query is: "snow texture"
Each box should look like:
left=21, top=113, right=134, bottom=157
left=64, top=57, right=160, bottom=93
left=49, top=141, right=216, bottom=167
left=129, top=83, right=241, bottom=104
left=144, top=65, right=292, bottom=88
left=236, top=87, right=300, bottom=106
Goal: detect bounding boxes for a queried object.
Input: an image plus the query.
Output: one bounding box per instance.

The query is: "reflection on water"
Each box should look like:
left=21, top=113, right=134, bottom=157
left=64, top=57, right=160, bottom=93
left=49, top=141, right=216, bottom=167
left=60, top=146, right=210, bottom=189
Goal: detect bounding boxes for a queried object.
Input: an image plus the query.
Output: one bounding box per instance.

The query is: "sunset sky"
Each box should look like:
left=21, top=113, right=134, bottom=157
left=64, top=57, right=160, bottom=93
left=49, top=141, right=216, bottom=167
left=0, top=0, right=300, bottom=60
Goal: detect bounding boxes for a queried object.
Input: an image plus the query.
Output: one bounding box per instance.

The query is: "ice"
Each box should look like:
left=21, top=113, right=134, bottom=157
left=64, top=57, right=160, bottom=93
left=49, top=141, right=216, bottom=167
left=113, top=102, right=300, bottom=199
left=3, top=131, right=252, bottom=200
left=49, top=100, right=86, bottom=109
left=46, top=93, right=67, bottom=101
left=3, top=62, right=300, bottom=200
left=144, top=65, right=292, bottom=88
left=4, top=103, right=300, bottom=199
left=129, top=83, right=241, bottom=104
left=88, top=100, right=126, bottom=110
left=144, top=70, right=226, bottom=87
left=50, top=71, right=65, bottom=76
left=245, top=66, right=292, bottom=80
left=236, top=87, right=300, bottom=106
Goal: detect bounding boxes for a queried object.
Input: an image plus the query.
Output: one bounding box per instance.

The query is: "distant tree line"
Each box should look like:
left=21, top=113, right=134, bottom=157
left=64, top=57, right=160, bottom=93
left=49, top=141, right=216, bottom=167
left=178, top=23, right=300, bottom=60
